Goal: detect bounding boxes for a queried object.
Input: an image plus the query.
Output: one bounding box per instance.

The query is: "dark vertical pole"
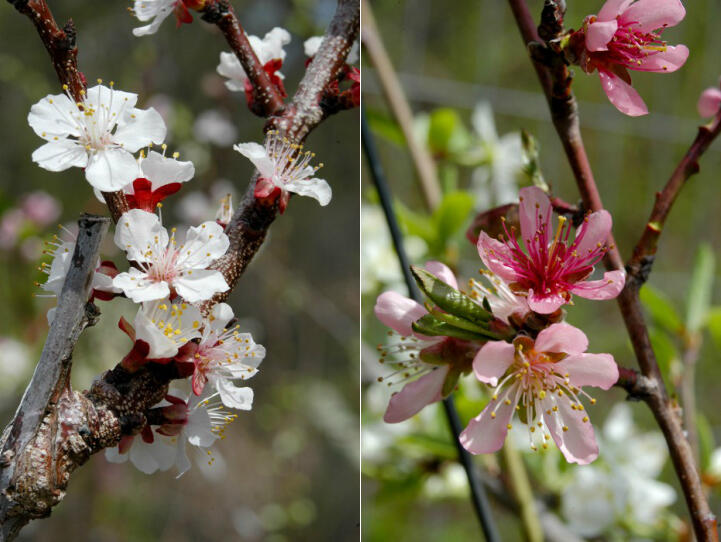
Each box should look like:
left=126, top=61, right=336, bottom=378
left=362, top=107, right=501, bottom=542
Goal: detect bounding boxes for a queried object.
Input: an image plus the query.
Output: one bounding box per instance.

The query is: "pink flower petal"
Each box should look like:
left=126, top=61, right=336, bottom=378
left=573, top=209, right=612, bottom=258
left=527, top=290, right=566, bottom=314
left=518, top=186, right=552, bottom=248
left=424, top=260, right=458, bottom=290
left=698, top=87, right=721, bottom=118
left=535, top=323, right=588, bottom=356
left=570, top=269, right=626, bottom=300
left=477, top=232, right=519, bottom=283
left=620, top=0, right=686, bottom=33
left=542, top=395, right=599, bottom=465
left=374, top=291, right=427, bottom=337
left=597, top=0, right=634, bottom=21
left=556, top=353, right=619, bottom=390
left=586, top=19, right=618, bottom=51
left=472, top=341, right=516, bottom=386
left=460, top=385, right=518, bottom=454
left=598, top=70, right=648, bottom=116
left=383, top=366, right=448, bottom=423
left=635, top=45, right=689, bottom=73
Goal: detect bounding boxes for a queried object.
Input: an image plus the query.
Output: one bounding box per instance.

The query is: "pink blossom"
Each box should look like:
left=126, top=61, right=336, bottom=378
left=698, top=79, right=721, bottom=118
left=21, top=191, right=61, bottom=228
left=375, top=261, right=527, bottom=423
left=575, top=0, right=688, bottom=116
left=375, top=262, right=465, bottom=423
left=477, top=186, right=625, bottom=314
left=460, top=323, right=618, bottom=464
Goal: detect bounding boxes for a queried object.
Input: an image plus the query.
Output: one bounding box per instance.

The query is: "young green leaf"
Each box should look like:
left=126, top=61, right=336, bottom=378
left=686, top=244, right=715, bottom=334
left=412, top=314, right=496, bottom=341
left=639, top=284, right=683, bottom=335
left=433, top=191, right=474, bottom=246
left=411, top=266, right=492, bottom=323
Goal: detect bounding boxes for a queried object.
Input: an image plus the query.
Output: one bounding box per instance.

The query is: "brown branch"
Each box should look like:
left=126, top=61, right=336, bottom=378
left=200, top=0, right=285, bottom=117
left=507, top=0, right=720, bottom=539
left=1, top=0, right=358, bottom=535
left=205, top=0, right=359, bottom=308
left=8, top=0, right=130, bottom=223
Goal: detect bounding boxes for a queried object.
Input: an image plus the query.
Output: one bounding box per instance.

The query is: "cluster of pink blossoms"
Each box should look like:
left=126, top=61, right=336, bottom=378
left=375, top=187, right=624, bottom=464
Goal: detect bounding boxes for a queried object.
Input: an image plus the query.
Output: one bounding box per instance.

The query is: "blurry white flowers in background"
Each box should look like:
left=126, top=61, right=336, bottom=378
left=467, top=102, right=523, bottom=210
left=361, top=204, right=426, bottom=294
left=561, top=403, right=676, bottom=537
left=0, top=337, right=31, bottom=392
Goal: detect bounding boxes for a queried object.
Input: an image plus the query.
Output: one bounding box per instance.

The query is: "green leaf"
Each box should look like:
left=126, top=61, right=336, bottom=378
left=428, top=308, right=490, bottom=334
left=686, top=243, right=715, bottom=334
left=394, top=201, right=436, bottom=244
left=411, top=266, right=492, bottom=323
left=640, top=284, right=683, bottom=335
left=412, top=314, right=496, bottom=342
left=706, top=307, right=721, bottom=350
left=698, top=413, right=715, bottom=471
left=432, top=191, right=474, bottom=245
left=365, top=108, right=406, bottom=147
left=441, top=367, right=462, bottom=397
left=647, top=326, right=678, bottom=389
left=427, top=108, right=469, bottom=156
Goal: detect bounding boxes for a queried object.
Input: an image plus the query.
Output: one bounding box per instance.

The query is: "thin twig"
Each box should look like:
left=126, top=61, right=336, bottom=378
left=361, top=0, right=441, bottom=212
left=200, top=0, right=285, bottom=117
left=506, top=1, right=720, bottom=538
left=206, top=0, right=359, bottom=307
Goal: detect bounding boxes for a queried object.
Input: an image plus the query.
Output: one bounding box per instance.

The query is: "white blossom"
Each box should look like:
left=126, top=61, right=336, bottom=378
left=217, top=27, right=291, bottom=92
left=112, top=209, right=229, bottom=303
left=191, top=303, right=265, bottom=410
left=132, top=298, right=202, bottom=359
left=303, top=36, right=358, bottom=64
left=132, top=0, right=180, bottom=37
left=28, top=83, right=166, bottom=191
left=234, top=132, right=331, bottom=213
left=468, top=102, right=523, bottom=208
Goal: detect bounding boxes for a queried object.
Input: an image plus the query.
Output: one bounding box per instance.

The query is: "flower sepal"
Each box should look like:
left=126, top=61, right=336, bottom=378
left=411, top=265, right=492, bottom=324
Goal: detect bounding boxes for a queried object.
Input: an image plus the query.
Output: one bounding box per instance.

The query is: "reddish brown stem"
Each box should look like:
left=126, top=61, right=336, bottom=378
left=203, top=0, right=359, bottom=311
left=9, top=0, right=130, bottom=223
left=628, top=113, right=721, bottom=280
left=200, top=0, right=285, bottom=117
left=507, top=0, right=720, bottom=539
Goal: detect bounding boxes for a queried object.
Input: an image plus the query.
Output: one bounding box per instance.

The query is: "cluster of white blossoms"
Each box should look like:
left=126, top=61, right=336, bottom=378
left=25, top=3, right=339, bottom=477
left=27, top=78, right=312, bottom=477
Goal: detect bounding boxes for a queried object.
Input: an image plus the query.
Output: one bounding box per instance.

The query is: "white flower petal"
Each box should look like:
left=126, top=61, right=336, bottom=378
left=134, top=307, right=179, bottom=359
left=140, top=150, right=195, bottom=189
left=114, top=271, right=170, bottom=303
left=104, top=446, right=129, bottom=464
left=210, top=302, right=235, bottom=331
left=32, top=140, right=88, bottom=172
left=216, top=379, right=254, bottom=410
left=176, top=221, right=229, bottom=268
left=114, top=209, right=169, bottom=263
left=114, top=107, right=167, bottom=152
left=85, top=148, right=140, bottom=191
left=174, top=270, right=229, bottom=303
left=284, top=177, right=332, bottom=206
left=233, top=142, right=275, bottom=178
left=28, top=93, right=81, bottom=139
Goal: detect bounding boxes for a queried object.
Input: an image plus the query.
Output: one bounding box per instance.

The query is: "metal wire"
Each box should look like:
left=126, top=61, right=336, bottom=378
left=361, top=107, right=502, bottom=542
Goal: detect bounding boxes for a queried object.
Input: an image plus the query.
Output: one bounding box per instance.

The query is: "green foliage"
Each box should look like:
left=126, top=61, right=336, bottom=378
left=427, top=108, right=470, bottom=157
left=686, top=244, right=715, bottom=335
left=640, top=285, right=683, bottom=336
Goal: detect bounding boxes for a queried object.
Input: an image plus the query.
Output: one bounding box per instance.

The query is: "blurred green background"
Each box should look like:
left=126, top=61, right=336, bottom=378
left=362, top=0, right=721, bottom=540
left=0, top=1, right=359, bottom=541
